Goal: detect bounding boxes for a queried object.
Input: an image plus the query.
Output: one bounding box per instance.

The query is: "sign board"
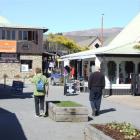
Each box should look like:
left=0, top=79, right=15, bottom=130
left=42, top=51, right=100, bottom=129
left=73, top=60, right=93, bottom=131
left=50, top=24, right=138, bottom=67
left=21, top=64, right=29, bottom=72
left=0, top=41, right=16, bottom=52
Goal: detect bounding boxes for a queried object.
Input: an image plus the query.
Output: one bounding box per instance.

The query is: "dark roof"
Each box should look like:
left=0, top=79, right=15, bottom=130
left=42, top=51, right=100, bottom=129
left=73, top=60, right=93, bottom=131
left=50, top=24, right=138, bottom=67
left=0, top=23, right=48, bottom=33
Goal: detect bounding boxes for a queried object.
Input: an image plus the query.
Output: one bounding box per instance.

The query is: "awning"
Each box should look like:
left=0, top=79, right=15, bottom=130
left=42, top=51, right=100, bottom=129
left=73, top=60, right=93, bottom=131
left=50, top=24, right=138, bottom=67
left=61, top=49, right=96, bottom=60
left=43, top=52, right=56, bottom=56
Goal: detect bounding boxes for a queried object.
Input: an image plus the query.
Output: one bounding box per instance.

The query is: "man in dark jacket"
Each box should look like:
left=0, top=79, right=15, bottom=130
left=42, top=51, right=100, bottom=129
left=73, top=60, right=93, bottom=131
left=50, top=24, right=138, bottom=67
left=88, top=65, right=105, bottom=116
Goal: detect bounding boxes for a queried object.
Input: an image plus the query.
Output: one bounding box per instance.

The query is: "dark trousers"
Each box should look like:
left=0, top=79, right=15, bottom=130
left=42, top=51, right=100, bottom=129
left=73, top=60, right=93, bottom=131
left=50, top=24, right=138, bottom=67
left=34, top=96, right=45, bottom=115
left=89, top=87, right=102, bottom=112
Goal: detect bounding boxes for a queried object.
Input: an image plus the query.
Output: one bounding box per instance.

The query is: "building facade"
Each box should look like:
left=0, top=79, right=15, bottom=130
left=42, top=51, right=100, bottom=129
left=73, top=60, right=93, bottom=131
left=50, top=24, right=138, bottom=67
left=0, top=23, right=48, bottom=79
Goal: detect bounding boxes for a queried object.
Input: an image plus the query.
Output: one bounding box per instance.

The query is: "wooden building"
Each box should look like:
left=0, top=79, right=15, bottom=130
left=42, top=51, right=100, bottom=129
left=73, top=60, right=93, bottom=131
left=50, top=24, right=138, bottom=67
left=0, top=17, right=48, bottom=80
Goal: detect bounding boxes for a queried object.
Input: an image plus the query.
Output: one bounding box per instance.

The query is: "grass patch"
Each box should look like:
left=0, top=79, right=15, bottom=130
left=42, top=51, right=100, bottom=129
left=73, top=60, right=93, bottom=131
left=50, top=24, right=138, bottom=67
left=55, top=101, right=82, bottom=107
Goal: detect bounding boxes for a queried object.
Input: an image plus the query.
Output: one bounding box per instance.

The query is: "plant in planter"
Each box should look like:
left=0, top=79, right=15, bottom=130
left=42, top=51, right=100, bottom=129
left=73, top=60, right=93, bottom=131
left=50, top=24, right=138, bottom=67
left=55, top=101, right=82, bottom=107
left=84, top=121, right=140, bottom=140
left=48, top=101, right=88, bottom=122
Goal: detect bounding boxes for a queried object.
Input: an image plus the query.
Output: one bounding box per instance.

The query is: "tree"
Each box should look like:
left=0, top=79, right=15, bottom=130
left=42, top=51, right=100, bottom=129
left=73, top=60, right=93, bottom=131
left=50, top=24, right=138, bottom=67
left=134, top=43, right=140, bottom=50
left=45, top=33, right=88, bottom=53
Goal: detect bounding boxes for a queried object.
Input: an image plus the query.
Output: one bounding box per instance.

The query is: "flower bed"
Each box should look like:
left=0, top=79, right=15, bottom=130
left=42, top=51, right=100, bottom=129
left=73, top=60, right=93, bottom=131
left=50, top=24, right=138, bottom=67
left=48, top=101, right=88, bottom=122
left=84, top=122, right=140, bottom=140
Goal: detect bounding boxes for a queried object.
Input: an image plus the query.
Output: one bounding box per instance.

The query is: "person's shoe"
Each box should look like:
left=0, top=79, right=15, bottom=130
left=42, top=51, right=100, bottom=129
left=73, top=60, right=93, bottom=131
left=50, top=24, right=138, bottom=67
left=35, top=114, right=40, bottom=117
left=40, top=110, right=45, bottom=116
left=95, top=111, right=99, bottom=116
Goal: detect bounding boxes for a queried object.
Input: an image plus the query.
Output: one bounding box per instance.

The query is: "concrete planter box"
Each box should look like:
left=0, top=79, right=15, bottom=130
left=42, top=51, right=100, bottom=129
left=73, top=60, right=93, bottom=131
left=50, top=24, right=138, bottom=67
left=48, top=102, right=88, bottom=122
left=84, top=124, right=115, bottom=140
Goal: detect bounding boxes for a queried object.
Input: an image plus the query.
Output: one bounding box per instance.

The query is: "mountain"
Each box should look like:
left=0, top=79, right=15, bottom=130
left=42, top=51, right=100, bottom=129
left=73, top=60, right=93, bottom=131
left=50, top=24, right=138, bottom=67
left=63, top=27, right=123, bottom=37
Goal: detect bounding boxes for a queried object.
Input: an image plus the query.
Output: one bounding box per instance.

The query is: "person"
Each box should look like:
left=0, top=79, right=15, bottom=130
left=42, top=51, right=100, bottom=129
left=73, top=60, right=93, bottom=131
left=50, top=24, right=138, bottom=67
left=64, top=65, right=70, bottom=83
left=88, top=65, right=105, bottom=116
left=31, top=67, right=49, bottom=117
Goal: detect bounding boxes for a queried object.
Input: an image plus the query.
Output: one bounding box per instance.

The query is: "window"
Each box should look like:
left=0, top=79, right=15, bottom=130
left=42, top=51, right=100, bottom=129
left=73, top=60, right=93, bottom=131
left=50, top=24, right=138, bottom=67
left=6, top=30, right=11, bottom=40
left=83, top=61, right=89, bottom=81
left=119, top=61, right=135, bottom=84
left=138, top=63, right=140, bottom=73
left=35, top=31, right=38, bottom=44
left=107, top=61, right=116, bottom=84
left=0, top=29, right=2, bottom=39
left=90, top=61, right=95, bottom=72
left=18, top=31, right=22, bottom=40
left=28, top=31, right=32, bottom=41
left=21, top=60, right=32, bottom=72
left=125, top=61, right=134, bottom=84
left=95, top=43, right=99, bottom=48
left=2, top=30, right=5, bottom=39
left=12, top=31, right=16, bottom=40
left=28, top=30, right=38, bottom=44
left=23, top=31, right=28, bottom=40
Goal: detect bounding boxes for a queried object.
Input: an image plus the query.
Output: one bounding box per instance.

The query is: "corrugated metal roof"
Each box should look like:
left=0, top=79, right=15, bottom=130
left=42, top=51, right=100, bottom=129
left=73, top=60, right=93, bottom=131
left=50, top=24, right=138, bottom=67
left=0, top=16, right=48, bottom=32
left=0, top=22, right=48, bottom=32
left=100, top=42, right=140, bottom=54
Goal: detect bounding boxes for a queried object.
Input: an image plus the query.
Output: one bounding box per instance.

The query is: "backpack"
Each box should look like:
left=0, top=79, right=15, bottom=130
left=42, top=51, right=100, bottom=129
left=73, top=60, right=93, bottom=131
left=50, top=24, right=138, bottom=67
left=36, top=77, right=45, bottom=92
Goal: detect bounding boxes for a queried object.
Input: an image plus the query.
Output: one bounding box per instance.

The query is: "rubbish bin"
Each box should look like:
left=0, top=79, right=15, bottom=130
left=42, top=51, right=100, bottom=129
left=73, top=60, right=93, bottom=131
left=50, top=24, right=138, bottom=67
left=64, top=81, right=76, bottom=95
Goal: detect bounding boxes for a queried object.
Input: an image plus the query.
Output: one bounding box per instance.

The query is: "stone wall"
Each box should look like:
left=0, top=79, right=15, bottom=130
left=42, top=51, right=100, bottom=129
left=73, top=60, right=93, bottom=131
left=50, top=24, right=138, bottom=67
left=0, top=54, right=42, bottom=84
left=20, top=54, right=42, bottom=70
left=0, top=63, right=20, bottom=79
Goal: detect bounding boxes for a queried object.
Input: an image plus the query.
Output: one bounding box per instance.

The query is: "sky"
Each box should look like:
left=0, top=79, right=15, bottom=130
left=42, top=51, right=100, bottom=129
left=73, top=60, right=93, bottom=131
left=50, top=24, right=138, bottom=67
left=0, top=0, right=140, bottom=34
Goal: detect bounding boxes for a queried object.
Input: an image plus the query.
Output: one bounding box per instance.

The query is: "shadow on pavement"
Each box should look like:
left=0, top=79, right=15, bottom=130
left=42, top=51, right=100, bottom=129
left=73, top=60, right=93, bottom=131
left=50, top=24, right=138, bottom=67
left=0, top=107, right=27, bottom=140
left=88, top=116, right=93, bottom=121
left=65, top=93, right=79, bottom=96
left=100, top=108, right=116, bottom=115
left=0, top=84, right=33, bottom=99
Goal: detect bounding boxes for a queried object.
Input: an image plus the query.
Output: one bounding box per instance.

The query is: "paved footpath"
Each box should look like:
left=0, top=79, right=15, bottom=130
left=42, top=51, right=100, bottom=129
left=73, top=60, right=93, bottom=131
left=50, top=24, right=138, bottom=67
left=0, top=84, right=140, bottom=140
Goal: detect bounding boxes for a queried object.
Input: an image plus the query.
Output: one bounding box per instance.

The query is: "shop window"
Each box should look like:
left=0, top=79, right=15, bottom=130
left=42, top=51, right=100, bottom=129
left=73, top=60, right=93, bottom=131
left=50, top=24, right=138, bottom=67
left=125, top=61, right=134, bottom=84
left=138, top=63, right=140, bottom=73
left=90, top=61, right=95, bottom=72
left=107, top=61, right=116, bottom=84
left=119, top=61, right=135, bottom=84
left=21, top=60, right=32, bottom=72
left=83, top=61, right=88, bottom=81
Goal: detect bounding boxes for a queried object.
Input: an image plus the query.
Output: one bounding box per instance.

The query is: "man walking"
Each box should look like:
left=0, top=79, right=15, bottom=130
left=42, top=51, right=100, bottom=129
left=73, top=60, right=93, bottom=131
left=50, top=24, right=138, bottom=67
left=32, top=67, right=49, bottom=117
left=88, top=65, right=105, bottom=116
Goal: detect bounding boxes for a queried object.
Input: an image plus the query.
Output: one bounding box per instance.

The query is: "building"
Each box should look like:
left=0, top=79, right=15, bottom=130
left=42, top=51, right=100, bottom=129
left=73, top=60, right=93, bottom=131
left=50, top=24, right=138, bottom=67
left=61, top=12, right=140, bottom=95
left=0, top=16, right=48, bottom=79
left=65, top=35, right=102, bottom=49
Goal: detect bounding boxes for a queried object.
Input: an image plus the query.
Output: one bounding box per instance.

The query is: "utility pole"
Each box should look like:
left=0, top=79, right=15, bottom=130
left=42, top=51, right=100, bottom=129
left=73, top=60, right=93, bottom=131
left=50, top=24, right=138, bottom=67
left=101, top=14, right=104, bottom=46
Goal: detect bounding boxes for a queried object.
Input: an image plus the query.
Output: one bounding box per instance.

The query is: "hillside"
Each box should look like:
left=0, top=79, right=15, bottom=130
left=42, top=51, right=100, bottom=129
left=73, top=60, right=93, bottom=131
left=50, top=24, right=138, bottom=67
left=63, top=27, right=122, bottom=37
